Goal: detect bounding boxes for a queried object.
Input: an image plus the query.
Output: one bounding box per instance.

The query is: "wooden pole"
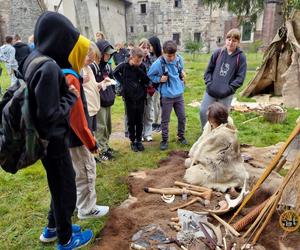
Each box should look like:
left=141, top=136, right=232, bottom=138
left=229, top=122, right=300, bottom=223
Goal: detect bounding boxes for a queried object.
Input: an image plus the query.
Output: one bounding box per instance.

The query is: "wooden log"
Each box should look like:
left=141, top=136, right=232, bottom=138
left=233, top=198, right=270, bottom=232
left=144, top=187, right=212, bottom=200
left=174, top=181, right=212, bottom=192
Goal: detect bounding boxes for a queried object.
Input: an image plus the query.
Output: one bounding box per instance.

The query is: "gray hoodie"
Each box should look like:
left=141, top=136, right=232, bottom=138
left=0, top=44, right=18, bottom=70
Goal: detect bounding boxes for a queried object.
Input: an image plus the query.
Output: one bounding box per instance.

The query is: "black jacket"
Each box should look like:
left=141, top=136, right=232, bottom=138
left=14, top=42, right=31, bottom=68
left=113, top=48, right=129, bottom=65
left=113, top=62, right=150, bottom=100
left=95, top=40, right=116, bottom=107
left=22, top=11, right=78, bottom=145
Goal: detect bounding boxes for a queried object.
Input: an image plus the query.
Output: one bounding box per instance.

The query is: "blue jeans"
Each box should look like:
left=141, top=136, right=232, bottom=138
left=199, top=91, right=233, bottom=128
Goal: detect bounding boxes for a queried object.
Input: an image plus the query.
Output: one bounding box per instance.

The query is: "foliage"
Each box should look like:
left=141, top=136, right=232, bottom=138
left=202, top=0, right=265, bottom=26
left=247, top=39, right=263, bottom=53
left=185, top=40, right=204, bottom=59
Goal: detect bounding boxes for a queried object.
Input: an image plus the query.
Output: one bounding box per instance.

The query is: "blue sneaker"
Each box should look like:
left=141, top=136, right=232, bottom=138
left=57, top=229, right=93, bottom=250
left=39, top=224, right=81, bottom=243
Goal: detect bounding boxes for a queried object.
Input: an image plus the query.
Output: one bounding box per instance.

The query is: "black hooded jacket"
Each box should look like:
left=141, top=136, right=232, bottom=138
left=148, top=36, right=162, bottom=58
left=94, top=40, right=116, bottom=107
left=22, top=12, right=78, bottom=148
left=13, top=42, right=31, bottom=68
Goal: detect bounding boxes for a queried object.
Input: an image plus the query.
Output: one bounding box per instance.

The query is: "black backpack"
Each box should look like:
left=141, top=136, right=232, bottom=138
left=90, top=62, right=115, bottom=107
left=0, top=56, right=50, bottom=174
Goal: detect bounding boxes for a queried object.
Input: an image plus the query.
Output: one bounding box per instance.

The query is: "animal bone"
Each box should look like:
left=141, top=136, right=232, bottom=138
left=225, top=178, right=248, bottom=209
left=170, top=197, right=203, bottom=212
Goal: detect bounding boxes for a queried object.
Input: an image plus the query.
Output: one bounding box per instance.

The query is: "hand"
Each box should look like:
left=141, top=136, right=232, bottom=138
left=68, top=85, right=80, bottom=98
left=160, top=75, right=168, bottom=83
left=91, top=148, right=100, bottom=155
left=181, top=71, right=186, bottom=81
left=83, top=74, right=90, bottom=83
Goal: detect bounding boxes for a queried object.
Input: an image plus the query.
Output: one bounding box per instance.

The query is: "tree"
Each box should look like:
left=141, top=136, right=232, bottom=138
left=185, top=40, right=204, bottom=59
left=202, top=0, right=300, bottom=26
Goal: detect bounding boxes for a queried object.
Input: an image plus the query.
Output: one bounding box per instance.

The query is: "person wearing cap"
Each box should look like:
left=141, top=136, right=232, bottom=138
left=93, top=40, right=116, bottom=160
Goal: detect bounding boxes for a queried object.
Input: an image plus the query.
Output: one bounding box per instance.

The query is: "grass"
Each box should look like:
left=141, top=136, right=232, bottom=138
left=0, top=53, right=299, bottom=250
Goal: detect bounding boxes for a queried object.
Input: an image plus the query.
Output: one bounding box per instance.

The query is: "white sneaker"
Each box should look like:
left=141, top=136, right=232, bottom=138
left=78, top=205, right=109, bottom=220
left=145, top=136, right=153, bottom=142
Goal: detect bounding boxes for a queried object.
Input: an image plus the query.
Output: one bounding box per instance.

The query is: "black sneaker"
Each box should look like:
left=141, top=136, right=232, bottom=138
left=136, top=141, right=145, bottom=151
left=178, top=136, right=188, bottom=145
left=101, top=151, right=113, bottom=161
left=131, top=142, right=138, bottom=152
left=160, top=140, right=168, bottom=151
left=156, top=124, right=161, bottom=132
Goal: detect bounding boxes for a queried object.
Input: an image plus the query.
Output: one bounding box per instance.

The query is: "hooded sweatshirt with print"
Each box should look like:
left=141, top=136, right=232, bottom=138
left=147, top=55, right=184, bottom=98
left=204, top=47, right=247, bottom=99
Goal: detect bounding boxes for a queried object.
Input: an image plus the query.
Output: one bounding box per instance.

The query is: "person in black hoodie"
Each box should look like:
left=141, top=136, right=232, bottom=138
left=22, top=11, right=93, bottom=249
left=92, top=40, right=116, bottom=160
left=200, top=29, right=247, bottom=128
left=13, top=34, right=31, bottom=68
left=113, top=42, right=129, bottom=65
left=148, top=36, right=162, bottom=132
left=113, top=47, right=150, bottom=152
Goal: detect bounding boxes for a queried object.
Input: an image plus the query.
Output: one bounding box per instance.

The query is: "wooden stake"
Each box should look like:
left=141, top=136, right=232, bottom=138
left=229, top=121, right=300, bottom=223
left=174, top=181, right=212, bottom=192
left=210, top=212, right=240, bottom=237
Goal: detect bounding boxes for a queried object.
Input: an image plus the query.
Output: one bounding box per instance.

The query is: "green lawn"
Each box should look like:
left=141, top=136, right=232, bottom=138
left=0, top=53, right=299, bottom=250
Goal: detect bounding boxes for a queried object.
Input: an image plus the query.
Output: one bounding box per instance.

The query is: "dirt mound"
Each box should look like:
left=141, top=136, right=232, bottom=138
left=93, top=149, right=300, bottom=250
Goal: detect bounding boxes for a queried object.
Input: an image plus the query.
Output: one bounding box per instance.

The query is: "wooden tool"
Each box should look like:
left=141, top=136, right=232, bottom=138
left=170, top=197, right=203, bottom=212
left=174, top=181, right=212, bottom=193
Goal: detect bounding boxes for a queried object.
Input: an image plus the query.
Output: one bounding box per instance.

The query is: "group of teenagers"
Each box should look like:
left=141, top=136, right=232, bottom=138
left=3, top=9, right=247, bottom=250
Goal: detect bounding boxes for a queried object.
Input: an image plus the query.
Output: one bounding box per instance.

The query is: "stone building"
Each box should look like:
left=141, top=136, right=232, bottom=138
left=0, top=0, right=284, bottom=51
left=0, top=0, right=43, bottom=44
left=126, top=0, right=285, bottom=51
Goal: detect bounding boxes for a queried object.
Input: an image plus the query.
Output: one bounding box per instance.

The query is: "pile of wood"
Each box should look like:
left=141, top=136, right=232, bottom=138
left=229, top=121, right=300, bottom=246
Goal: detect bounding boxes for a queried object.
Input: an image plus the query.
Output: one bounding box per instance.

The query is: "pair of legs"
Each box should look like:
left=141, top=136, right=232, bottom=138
left=69, top=145, right=109, bottom=219
left=200, top=92, right=234, bottom=128
left=42, top=138, right=76, bottom=245
left=97, top=106, right=113, bottom=160
left=142, top=94, right=154, bottom=140
left=125, top=98, right=145, bottom=143
left=161, top=95, right=186, bottom=142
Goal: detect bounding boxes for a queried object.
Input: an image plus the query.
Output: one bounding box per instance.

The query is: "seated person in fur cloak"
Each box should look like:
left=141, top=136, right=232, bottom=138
left=184, top=102, right=248, bottom=192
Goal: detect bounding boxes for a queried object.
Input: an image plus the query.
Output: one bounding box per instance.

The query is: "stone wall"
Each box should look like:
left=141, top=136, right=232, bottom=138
left=126, top=0, right=233, bottom=51
left=9, top=0, right=42, bottom=43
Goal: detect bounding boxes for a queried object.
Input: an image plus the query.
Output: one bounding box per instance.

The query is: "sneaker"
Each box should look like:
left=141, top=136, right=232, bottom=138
left=152, top=124, right=157, bottom=131
left=57, top=229, right=93, bottom=250
left=155, top=125, right=161, bottom=132
left=160, top=140, right=168, bottom=151
left=144, top=136, right=153, bottom=142
left=178, top=136, right=188, bottom=145
left=131, top=142, right=138, bottom=152
left=100, top=151, right=113, bottom=161
left=136, top=141, right=145, bottom=151
left=107, top=147, right=114, bottom=154
left=78, top=205, right=109, bottom=220
left=40, top=224, right=81, bottom=243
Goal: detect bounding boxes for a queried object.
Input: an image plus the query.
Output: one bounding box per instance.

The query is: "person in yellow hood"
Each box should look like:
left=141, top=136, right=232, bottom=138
left=21, top=11, right=93, bottom=249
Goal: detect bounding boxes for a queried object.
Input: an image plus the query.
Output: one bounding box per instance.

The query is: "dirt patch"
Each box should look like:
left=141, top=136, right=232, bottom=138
left=93, top=149, right=300, bottom=250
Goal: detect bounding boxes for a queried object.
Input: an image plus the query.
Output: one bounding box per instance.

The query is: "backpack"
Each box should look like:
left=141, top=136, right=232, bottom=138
left=0, top=56, right=50, bottom=174
left=90, top=62, right=115, bottom=107
left=159, top=55, right=183, bottom=80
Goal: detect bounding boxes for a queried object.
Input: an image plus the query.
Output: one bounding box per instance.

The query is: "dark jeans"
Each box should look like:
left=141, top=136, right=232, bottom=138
left=125, top=98, right=145, bottom=142
left=161, top=95, right=186, bottom=141
left=42, top=137, right=76, bottom=245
